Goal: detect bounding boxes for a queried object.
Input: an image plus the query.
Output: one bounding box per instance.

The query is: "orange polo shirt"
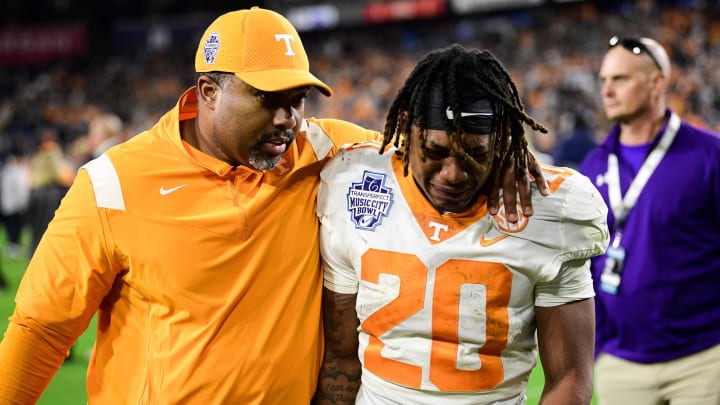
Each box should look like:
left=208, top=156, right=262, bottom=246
left=0, top=88, right=380, bottom=404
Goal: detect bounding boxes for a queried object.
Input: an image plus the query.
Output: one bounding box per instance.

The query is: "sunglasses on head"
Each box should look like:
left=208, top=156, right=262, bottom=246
left=608, top=36, right=663, bottom=73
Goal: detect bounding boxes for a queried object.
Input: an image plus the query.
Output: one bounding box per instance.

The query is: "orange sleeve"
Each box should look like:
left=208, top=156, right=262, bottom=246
left=0, top=169, right=121, bottom=400
left=0, top=311, right=69, bottom=404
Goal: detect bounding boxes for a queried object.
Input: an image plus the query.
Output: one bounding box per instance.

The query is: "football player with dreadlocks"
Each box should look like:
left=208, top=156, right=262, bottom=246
left=314, top=44, right=609, bottom=405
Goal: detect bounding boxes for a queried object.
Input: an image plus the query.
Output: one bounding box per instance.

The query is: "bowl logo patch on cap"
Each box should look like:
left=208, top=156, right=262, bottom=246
left=203, top=32, right=220, bottom=64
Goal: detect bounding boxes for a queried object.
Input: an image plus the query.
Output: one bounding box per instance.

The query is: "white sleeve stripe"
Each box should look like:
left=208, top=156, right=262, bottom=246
left=303, top=120, right=334, bottom=160
left=81, top=154, right=126, bottom=211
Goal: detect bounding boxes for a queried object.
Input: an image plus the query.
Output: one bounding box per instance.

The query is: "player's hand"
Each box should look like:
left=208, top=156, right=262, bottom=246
left=487, top=151, right=549, bottom=223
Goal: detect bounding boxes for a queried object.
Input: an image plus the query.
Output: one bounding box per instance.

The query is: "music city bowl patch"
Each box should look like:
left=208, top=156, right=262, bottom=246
left=346, top=171, right=394, bottom=231
left=203, top=32, right=220, bottom=64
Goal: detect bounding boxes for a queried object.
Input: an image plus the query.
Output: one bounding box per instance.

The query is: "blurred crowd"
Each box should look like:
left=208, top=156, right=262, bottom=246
left=302, top=0, right=720, bottom=166
left=1, top=0, right=719, bottom=256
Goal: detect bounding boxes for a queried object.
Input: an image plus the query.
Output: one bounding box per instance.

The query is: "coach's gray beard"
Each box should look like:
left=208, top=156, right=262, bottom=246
left=248, top=130, right=295, bottom=171
left=248, top=148, right=283, bottom=171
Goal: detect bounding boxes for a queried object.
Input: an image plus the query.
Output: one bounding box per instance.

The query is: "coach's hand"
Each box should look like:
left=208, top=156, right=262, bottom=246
left=487, top=151, right=549, bottom=223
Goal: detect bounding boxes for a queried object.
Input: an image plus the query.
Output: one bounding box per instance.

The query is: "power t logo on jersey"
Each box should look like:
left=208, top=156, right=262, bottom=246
left=203, top=33, right=220, bottom=64
left=494, top=202, right=529, bottom=233
left=346, top=171, right=393, bottom=231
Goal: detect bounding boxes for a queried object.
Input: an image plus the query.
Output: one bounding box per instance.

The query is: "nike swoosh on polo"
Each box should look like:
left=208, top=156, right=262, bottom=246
left=479, top=234, right=509, bottom=247
left=159, top=184, right=187, bottom=195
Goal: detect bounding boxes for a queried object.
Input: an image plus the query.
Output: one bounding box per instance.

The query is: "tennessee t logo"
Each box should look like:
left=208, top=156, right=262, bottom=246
left=427, top=221, right=449, bottom=241
left=478, top=201, right=529, bottom=247
left=275, top=34, right=296, bottom=56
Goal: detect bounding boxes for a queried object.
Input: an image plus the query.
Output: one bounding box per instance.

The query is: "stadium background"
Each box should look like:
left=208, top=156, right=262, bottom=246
left=1, top=0, right=719, bottom=403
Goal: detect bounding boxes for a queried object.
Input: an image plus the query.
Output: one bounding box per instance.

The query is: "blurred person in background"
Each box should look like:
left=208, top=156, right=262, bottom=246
left=1, top=147, right=31, bottom=258
left=552, top=112, right=599, bottom=169
left=0, top=7, right=546, bottom=404
left=85, top=112, right=126, bottom=160
left=580, top=36, right=720, bottom=405
left=65, top=111, right=128, bottom=171
left=316, top=44, right=608, bottom=405
left=27, top=127, right=74, bottom=256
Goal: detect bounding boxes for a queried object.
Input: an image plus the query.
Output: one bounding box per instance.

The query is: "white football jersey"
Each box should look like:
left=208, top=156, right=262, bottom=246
left=318, top=141, right=609, bottom=405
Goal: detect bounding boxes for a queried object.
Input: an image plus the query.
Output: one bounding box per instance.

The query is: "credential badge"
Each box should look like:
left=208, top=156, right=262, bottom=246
left=347, top=171, right=394, bottom=231
left=203, top=32, right=220, bottom=64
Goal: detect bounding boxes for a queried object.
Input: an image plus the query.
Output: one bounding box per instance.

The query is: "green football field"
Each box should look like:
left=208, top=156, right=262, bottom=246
left=0, top=229, right=595, bottom=404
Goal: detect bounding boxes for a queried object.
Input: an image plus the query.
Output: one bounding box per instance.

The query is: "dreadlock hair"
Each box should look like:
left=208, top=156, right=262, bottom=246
left=380, top=44, right=547, bottom=178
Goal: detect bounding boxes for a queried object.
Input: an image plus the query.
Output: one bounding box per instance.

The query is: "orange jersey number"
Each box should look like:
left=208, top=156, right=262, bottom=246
left=361, top=249, right=512, bottom=392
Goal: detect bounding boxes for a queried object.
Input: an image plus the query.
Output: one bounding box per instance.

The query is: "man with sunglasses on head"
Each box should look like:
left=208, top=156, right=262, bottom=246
left=580, top=36, right=720, bottom=405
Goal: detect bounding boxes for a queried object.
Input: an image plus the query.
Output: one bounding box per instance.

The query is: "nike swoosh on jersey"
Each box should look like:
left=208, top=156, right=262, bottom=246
left=159, top=184, right=187, bottom=195
left=479, top=234, right=509, bottom=247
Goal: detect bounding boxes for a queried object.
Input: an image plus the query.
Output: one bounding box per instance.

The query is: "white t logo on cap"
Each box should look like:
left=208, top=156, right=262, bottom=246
left=275, top=34, right=296, bottom=56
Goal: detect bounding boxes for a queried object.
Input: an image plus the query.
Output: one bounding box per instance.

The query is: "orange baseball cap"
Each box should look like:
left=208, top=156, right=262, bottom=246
left=195, top=7, right=333, bottom=97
